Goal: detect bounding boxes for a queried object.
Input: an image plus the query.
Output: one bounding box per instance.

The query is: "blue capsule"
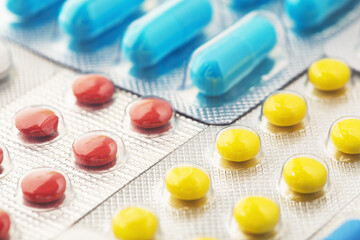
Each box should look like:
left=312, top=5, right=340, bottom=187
left=6, top=0, right=63, bottom=17
left=227, top=0, right=269, bottom=7
left=285, top=0, right=353, bottom=30
left=190, top=15, right=277, bottom=96
left=122, top=0, right=213, bottom=68
left=324, top=219, right=360, bottom=240
left=58, top=0, right=144, bottom=41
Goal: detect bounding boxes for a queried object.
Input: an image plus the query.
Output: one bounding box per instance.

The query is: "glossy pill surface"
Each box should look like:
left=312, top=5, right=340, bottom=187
left=325, top=220, right=360, bottom=240
left=263, top=92, right=306, bottom=127
left=21, top=169, right=66, bottom=203
left=190, top=15, right=277, bottom=96
left=285, top=0, right=353, bottom=30
left=308, top=58, right=350, bottom=91
left=283, top=157, right=327, bottom=194
left=15, top=106, right=59, bottom=137
left=165, top=166, right=210, bottom=201
left=217, top=128, right=260, bottom=162
left=331, top=118, right=360, bottom=154
left=0, top=148, right=3, bottom=165
left=73, top=135, right=117, bottom=167
left=59, top=0, right=144, bottom=41
left=6, top=0, right=63, bottom=17
left=112, top=207, right=158, bottom=240
left=72, top=74, right=114, bottom=105
left=122, top=0, right=212, bottom=67
left=0, top=211, right=10, bottom=239
left=129, top=97, right=173, bottom=129
left=234, top=196, right=280, bottom=235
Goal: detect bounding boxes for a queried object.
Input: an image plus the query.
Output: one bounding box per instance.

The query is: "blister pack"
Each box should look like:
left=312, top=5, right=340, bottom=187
left=74, top=69, right=360, bottom=239
left=1, top=0, right=359, bottom=124
left=0, top=42, right=206, bottom=239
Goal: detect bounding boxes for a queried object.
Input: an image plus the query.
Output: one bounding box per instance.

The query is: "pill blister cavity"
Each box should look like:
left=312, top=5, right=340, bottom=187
left=279, top=154, right=329, bottom=201
left=17, top=168, right=73, bottom=211
left=229, top=196, right=282, bottom=239
left=124, top=96, right=175, bottom=137
left=112, top=207, right=159, bottom=240
left=305, top=58, right=352, bottom=100
left=0, top=41, right=12, bottom=81
left=72, top=130, right=127, bottom=173
left=162, top=165, right=214, bottom=210
left=0, top=144, right=13, bottom=179
left=13, top=105, right=66, bottom=145
left=189, top=11, right=288, bottom=96
left=211, top=126, right=262, bottom=171
left=260, top=90, right=309, bottom=134
left=326, top=116, right=360, bottom=162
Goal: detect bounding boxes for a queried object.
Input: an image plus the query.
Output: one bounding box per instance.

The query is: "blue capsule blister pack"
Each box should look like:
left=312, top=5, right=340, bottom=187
left=0, top=0, right=360, bottom=125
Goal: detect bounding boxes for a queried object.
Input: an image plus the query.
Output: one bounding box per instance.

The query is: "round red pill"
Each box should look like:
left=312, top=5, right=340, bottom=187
left=0, top=211, right=10, bottom=239
left=0, top=148, right=3, bottom=165
left=21, top=169, right=67, bottom=204
left=73, top=134, right=117, bottom=167
left=72, top=74, right=115, bottom=104
left=15, top=107, right=59, bottom=137
left=129, top=97, right=173, bottom=129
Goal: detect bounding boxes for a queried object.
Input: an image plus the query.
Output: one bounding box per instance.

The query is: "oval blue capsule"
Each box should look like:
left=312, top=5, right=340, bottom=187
left=122, top=0, right=213, bottom=68
left=285, top=0, right=353, bottom=30
left=6, top=0, right=63, bottom=17
left=190, top=14, right=277, bottom=96
left=58, top=0, right=144, bottom=41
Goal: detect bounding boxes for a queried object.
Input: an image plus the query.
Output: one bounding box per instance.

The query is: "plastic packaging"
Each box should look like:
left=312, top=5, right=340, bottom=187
left=0, top=41, right=12, bottom=81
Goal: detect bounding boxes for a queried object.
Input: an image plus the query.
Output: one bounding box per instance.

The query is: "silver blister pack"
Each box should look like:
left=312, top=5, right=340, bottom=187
left=1, top=0, right=359, bottom=124
left=0, top=67, right=205, bottom=239
left=0, top=40, right=59, bottom=108
left=75, top=71, right=360, bottom=239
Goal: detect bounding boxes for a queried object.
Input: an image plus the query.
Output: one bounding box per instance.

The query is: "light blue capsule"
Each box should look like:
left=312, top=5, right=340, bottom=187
left=190, top=15, right=277, bottom=96
left=285, top=0, right=353, bottom=30
left=6, top=0, right=63, bottom=17
left=324, top=220, right=360, bottom=240
left=227, top=0, right=269, bottom=7
left=58, top=0, right=145, bottom=41
left=122, top=0, right=213, bottom=68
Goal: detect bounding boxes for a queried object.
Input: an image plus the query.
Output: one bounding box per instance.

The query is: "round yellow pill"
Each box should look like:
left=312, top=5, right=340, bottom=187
left=112, top=207, right=158, bottom=240
left=308, top=58, right=350, bottom=91
left=216, top=128, right=260, bottom=162
left=283, top=157, right=327, bottom=194
left=263, top=92, right=307, bottom=127
left=165, top=166, right=210, bottom=201
left=331, top=118, right=360, bottom=154
left=233, top=196, right=280, bottom=235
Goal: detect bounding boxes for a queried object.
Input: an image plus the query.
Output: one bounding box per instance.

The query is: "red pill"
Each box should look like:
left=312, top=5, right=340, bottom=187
left=72, top=74, right=115, bottom=104
left=21, top=169, right=67, bottom=204
left=15, top=107, right=59, bottom=137
left=0, top=211, right=10, bottom=239
left=73, top=135, right=117, bottom=167
left=129, top=98, right=173, bottom=129
left=0, top=148, right=3, bottom=165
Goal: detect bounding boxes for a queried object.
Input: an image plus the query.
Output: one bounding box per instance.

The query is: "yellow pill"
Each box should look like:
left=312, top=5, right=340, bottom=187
left=165, top=166, right=210, bottom=201
left=263, top=92, right=307, bottom=127
left=234, top=196, right=280, bottom=235
left=308, top=58, right=350, bottom=91
left=216, top=128, right=260, bottom=162
left=283, top=157, right=327, bottom=194
left=112, top=207, right=158, bottom=240
left=331, top=118, right=360, bottom=154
